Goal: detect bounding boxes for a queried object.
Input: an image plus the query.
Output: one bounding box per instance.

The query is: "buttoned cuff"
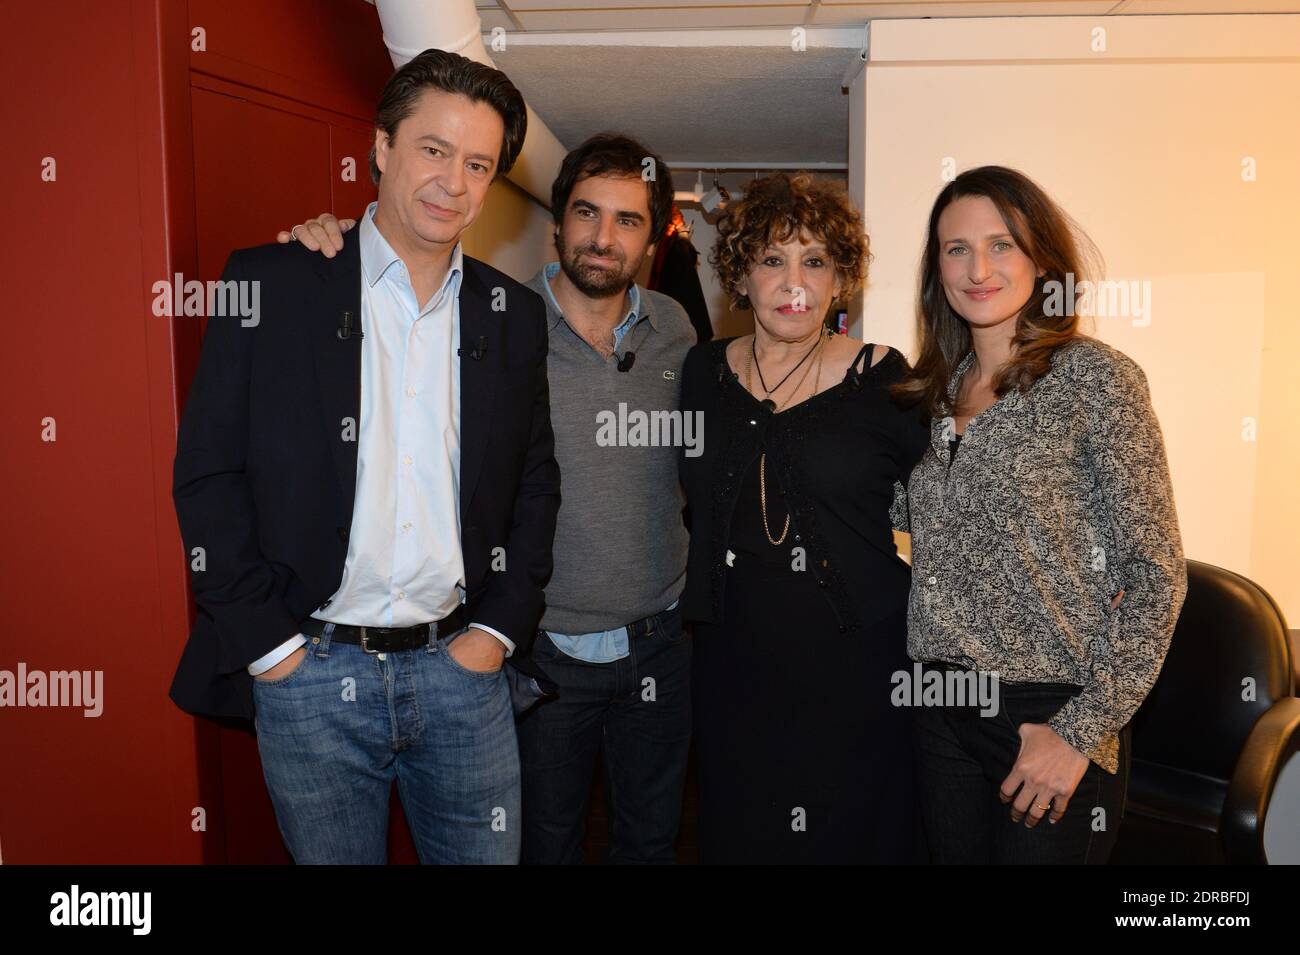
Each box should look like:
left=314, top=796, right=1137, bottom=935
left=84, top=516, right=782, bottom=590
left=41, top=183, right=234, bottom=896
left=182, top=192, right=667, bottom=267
left=247, top=634, right=307, bottom=676
left=470, top=622, right=515, bottom=657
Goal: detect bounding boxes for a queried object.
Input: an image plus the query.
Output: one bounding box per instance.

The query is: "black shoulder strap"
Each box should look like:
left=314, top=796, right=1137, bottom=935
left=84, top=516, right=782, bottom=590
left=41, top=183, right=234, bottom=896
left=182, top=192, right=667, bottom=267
left=841, top=341, right=871, bottom=391
left=847, top=342, right=874, bottom=378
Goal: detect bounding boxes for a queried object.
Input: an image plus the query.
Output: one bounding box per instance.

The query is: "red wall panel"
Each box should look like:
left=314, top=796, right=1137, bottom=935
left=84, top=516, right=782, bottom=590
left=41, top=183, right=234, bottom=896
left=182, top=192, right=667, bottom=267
left=188, top=0, right=395, bottom=124
left=191, top=85, right=335, bottom=277
left=0, top=0, right=207, bottom=865
left=0, top=0, right=396, bottom=863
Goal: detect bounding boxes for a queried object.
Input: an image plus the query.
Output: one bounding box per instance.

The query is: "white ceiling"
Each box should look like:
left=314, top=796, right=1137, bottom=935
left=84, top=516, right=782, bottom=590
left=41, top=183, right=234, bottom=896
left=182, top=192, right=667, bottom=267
left=475, top=0, right=1300, bottom=189
left=478, top=1, right=1300, bottom=32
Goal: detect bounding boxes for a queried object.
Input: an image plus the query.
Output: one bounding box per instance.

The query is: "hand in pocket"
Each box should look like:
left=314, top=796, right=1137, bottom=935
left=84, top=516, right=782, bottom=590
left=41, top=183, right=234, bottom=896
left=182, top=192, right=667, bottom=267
left=255, top=646, right=308, bottom=682
left=448, top=628, right=506, bottom=673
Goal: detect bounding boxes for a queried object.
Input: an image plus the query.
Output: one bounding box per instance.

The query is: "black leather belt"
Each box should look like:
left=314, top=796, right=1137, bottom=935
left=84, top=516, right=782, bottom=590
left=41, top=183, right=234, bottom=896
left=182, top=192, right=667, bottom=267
left=626, top=602, right=680, bottom=639
left=300, top=605, right=467, bottom=654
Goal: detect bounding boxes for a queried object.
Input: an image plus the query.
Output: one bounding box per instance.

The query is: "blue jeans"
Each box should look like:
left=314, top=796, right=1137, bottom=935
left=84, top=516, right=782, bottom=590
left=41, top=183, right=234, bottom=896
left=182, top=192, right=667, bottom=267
left=912, top=670, right=1130, bottom=864
left=252, top=623, right=521, bottom=864
left=516, top=604, right=692, bottom=864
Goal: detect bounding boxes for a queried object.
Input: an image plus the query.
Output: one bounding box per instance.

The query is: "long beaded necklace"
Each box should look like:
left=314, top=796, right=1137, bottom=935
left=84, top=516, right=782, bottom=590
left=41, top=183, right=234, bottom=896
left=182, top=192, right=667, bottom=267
left=744, top=329, right=828, bottom=545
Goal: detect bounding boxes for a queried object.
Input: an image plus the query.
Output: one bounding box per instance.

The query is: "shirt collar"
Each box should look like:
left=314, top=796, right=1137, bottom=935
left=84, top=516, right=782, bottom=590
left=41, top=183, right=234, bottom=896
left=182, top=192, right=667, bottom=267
left=360, top=200, right=463, bottom=299
left=934, top=348, right=1036, bottom=455
left=539, top=261, right=653, bottom=332
left=931, top=349, right=977, bottom=458
left=946, top=349, right=977, bottom=405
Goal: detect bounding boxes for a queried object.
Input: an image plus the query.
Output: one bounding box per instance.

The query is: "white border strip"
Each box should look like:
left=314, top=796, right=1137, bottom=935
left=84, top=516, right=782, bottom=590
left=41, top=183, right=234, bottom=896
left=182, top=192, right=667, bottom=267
left=479, top=26, right=867, bottom=47
left=868, top=13, right=1300, bottom=63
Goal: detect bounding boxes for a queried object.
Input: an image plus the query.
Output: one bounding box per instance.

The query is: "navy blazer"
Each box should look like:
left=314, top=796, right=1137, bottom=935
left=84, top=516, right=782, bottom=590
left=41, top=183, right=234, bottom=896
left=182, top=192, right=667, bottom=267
left=169, top=229, right=560, bottom=721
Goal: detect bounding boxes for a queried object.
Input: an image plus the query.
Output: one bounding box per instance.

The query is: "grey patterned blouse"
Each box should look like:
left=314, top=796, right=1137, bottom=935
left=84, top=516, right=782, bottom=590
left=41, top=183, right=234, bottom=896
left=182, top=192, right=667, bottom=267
left=894, top=336, right=1187, bottom=773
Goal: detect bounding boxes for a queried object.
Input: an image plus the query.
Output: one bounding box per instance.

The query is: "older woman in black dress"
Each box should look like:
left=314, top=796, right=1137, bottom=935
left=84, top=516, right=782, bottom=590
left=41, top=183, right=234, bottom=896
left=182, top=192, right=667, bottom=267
left=679, top=173, right=930, bottom=863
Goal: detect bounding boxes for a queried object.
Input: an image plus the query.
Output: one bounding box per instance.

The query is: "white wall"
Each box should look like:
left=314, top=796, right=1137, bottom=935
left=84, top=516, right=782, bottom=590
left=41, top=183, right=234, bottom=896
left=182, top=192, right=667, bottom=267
left=851, top=13, right=1300, bottom=627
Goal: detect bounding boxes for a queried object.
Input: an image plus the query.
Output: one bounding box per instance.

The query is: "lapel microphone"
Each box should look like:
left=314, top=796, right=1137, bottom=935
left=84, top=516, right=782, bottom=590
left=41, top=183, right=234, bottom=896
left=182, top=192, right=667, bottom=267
left=337, top=310, right=362, bottom=340
left=615, top=315, right=654, bottom=373
left=458, top=336, right=488, bottom=360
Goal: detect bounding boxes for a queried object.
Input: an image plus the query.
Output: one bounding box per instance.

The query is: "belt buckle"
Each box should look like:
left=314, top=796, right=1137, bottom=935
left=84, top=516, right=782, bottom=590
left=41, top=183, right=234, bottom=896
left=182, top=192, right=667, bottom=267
left=359, top=626, right=380, bottom=654
left=637, top=610, right=660, bottom=639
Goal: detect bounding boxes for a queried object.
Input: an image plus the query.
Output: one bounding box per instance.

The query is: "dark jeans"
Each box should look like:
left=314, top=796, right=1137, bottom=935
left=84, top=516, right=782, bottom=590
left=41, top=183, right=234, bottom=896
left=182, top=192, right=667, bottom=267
left=516, top=604, right=692, bottom=864
left=912, top=670, right=1131, bottom=864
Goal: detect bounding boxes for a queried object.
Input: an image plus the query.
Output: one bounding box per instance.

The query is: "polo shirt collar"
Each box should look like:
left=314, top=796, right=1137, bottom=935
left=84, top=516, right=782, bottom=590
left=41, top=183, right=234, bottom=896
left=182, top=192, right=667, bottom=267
left=539, top=261, right=654, bottom=332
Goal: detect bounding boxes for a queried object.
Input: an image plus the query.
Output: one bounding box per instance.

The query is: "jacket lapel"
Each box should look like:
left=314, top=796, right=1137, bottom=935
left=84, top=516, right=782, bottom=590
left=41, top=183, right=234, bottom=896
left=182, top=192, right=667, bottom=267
left=458, top=259, right=497, bottom=526
left=312, top=236, right=363, bottom=525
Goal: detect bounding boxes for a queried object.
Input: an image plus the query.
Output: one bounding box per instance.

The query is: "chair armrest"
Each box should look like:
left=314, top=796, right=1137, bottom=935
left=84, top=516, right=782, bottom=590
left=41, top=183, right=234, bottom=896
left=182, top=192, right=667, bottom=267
left=1222, top=695, right=1300, bottom=864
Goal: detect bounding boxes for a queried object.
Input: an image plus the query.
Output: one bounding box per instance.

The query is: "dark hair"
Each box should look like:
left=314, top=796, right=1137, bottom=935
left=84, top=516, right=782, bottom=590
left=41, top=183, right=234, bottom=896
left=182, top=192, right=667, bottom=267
left=709, top=171, right=870, bottom=312
left=892, top=165, right=1101, bottom=415
left=369, top=48, right=527, bottom=185
left=550, top=132, right=675, bottom=244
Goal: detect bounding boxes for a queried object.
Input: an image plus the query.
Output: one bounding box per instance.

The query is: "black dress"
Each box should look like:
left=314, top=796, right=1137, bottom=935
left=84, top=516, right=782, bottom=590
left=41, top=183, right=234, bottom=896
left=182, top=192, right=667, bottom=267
left=679, top=338, right=931, bottom=863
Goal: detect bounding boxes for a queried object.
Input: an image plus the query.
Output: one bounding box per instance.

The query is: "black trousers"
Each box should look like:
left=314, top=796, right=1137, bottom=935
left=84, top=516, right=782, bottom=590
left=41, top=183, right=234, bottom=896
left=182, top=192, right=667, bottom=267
left=516, top=604, right=692, bottom=864
left=912, top=674, right=1131, bottom=864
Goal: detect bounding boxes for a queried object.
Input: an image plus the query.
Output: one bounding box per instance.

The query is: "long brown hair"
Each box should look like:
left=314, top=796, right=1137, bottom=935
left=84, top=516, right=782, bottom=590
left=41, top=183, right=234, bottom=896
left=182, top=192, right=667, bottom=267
left=892, top=166, right=1100, bottom=415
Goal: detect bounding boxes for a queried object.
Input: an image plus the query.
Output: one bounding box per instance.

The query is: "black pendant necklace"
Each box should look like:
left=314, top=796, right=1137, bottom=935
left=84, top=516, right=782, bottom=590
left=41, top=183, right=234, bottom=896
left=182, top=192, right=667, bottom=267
left=752, top=335, right=819, bottom=404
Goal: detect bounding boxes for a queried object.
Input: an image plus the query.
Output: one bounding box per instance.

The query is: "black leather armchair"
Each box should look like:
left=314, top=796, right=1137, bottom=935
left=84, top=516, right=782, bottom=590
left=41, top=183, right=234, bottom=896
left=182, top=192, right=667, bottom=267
left=1111, top=559, right=1300, bottom=864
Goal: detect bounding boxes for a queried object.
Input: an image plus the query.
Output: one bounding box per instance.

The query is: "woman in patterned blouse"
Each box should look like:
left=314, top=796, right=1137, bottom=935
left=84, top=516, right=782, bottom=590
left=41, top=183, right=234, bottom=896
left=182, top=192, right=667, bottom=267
left=892, top=166, right=1187, bottom=864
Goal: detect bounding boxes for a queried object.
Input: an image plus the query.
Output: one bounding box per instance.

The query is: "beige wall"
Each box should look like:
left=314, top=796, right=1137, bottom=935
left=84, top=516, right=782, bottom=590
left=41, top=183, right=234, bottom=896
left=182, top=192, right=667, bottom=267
left=851, top=13, right=1300, bottom=624
left=461, top=174, right=554, bottom=285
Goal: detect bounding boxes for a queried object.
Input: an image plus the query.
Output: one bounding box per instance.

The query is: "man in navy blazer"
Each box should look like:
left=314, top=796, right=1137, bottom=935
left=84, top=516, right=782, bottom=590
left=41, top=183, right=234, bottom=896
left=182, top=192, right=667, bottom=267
left=168, top=50, right=560, bottom=864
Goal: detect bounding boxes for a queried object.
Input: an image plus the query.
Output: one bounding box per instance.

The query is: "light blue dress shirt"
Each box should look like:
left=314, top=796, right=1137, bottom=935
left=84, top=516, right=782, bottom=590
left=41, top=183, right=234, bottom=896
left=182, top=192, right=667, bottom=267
left=536, top=262, right=677, bottom=664
left=247, top=202, right=510, bottom=676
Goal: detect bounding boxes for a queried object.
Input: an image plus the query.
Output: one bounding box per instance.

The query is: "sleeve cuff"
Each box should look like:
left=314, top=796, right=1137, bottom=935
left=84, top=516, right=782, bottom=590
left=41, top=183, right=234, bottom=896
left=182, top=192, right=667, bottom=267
left=470, top=622, right=515, bottom=657
left=1047, top=693, right=1109, bottom=763
left=247, top=634, right=307, bottom=676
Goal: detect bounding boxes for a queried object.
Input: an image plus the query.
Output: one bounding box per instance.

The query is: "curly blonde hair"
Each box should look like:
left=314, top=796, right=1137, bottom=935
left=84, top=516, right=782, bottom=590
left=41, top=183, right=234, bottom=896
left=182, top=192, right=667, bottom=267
left=709, top=172, right=871, bottom=312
